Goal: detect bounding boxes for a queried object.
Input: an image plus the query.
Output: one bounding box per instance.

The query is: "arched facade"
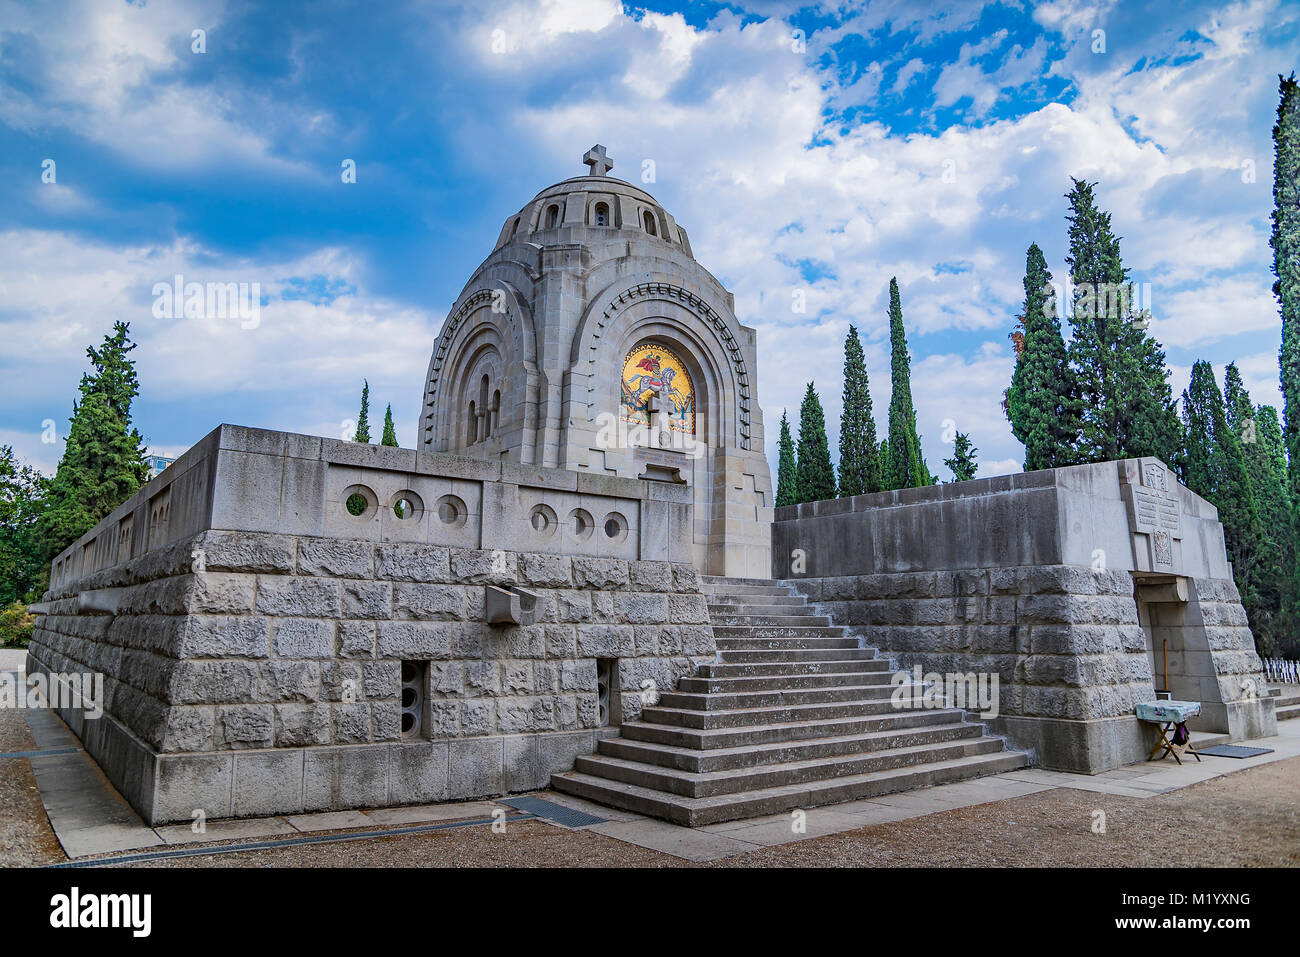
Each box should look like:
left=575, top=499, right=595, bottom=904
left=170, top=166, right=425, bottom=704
left=421, top=147, right=772, bottom=576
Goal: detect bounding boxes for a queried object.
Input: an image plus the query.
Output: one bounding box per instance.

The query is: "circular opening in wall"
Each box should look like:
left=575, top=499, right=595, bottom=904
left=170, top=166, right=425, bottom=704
left=342, top=485, right=376, bottom=520
left=401, top=661, right=418, bottom=683
left=401, top=686, right=417, bottom=708
left=602, top=511, right=628, bottom=543
left=401, top=711, right=416, bottom=734
left=529, top=504, right=558, bottom=537
left=390, top=490, right=424, bottom=522
left=569, top=508, right=594, bottom=541
left=434, top=494, right=467, bottom=528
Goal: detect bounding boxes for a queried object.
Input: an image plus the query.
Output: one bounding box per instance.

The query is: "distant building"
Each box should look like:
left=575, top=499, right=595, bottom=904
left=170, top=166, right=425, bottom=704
left=145, top=453, right=178, bottom=478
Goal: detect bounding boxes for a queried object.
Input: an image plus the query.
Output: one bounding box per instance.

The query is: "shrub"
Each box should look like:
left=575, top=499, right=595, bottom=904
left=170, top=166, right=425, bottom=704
left=0, top=602, right=35, bottom=648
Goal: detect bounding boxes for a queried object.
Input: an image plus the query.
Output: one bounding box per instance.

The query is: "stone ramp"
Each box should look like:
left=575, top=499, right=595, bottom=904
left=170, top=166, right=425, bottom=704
left=551, top=576, right=1027, bottom=826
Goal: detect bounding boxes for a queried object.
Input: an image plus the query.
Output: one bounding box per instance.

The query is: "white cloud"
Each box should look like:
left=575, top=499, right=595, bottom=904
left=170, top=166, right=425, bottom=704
left=0, top=229, right=435, bottom=455
left=0, top=0, right=315, bottom=176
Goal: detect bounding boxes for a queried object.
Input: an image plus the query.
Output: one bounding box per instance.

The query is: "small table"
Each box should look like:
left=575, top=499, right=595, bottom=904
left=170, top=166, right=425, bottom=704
left=1136, top=700, right=1202, bottom=764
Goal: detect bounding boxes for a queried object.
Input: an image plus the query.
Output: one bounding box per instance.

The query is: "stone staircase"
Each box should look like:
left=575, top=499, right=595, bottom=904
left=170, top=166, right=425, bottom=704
left=551, top=575, right=1028, bottom=826
left=1269, top=686, right=1300, bottom=721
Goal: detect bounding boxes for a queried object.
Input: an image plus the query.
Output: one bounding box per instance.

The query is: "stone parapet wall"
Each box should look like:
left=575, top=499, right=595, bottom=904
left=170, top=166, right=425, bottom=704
left=773, top=458, right=1275, bottom=772
left=28, top=424, right=716, bottom=823
left=791, top=566, right=1155, bottom=723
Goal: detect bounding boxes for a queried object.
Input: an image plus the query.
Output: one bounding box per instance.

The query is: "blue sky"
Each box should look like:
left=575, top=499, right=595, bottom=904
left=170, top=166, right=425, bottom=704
left=1, top=0, right=1297, bottom=482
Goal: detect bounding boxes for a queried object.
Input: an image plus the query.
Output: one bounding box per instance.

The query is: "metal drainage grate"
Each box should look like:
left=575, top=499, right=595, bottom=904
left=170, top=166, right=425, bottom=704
left=0, top=747, right=82, bottom=760
left=1196, top=744, right=1275, bottom=759
left=498, top=796, right=606, bottom=828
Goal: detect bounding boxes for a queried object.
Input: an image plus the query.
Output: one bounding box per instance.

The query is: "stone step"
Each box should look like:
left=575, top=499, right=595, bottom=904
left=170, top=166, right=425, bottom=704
left=618, top=707, right=977, bottom=748
left=701, top=575, right=780, bottom=588
left=712, top=625, right=853, bottom=641
left=679, top=671, right=898, bottom=693
left=707, top=603, right=819, bottom=617
left=1272, top=691, right=1300, bottom=708
left=571, top=735, right=1010, bottom=799
left=552, top=750, right=1028, bottom=827
left=599, top=723, right=984, bottom=773
left=715, top=637, right=864, bottom=653
left=697, top=659, right=892, bottom=679
left=706, top=593, right=808, bottom=606
left=710, top=613, right=833, bottom=627
left=718, top=648, right=878, bottom=663
left=1277, top=703, right=1300, bottom=721
left=658, top=682, right=916, bottom=711
left=639, top=698, right=944, bottom=730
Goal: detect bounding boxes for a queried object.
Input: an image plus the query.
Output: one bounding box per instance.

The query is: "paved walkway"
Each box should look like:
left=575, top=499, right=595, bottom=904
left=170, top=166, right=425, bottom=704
left=0, top=648, right=29, bottom=672
left=20, top=695, right=1299, bottom=864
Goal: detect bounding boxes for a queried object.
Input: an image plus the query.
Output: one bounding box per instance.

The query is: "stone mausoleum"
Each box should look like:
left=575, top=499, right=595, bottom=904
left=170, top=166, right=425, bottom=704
left=27, top=147, right=1275, bottom=827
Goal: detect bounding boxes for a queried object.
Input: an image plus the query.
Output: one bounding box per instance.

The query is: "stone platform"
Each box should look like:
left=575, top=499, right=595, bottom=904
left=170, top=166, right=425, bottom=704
left=27, top=424, right=714, bottom=825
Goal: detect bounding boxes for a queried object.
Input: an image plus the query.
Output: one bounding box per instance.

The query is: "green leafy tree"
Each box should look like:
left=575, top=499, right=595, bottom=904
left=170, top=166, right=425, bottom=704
left=795, top=383, right=836, bottom=503
left=381, top=404, right=398, bottom=447
left=944, top=432, right=979, bottom=482
left=354, top=380, right=372, bottom=443
left=775, top=409, right=798, bottom=507
left=838, top=324, right=881, bottom=496
left=884, top=278, right=931, bottom=489
left=1064, top=180, right=1183, bottom=469
left=39, top=322, right=149, bottom=561
left=1006, top=243, right=1081, bottom=470
left=0, top=446, right=48, bottom=605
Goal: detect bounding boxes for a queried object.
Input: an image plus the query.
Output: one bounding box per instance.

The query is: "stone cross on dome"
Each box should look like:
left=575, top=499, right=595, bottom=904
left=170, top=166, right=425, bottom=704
left=582, top=144, right=613, bottom=177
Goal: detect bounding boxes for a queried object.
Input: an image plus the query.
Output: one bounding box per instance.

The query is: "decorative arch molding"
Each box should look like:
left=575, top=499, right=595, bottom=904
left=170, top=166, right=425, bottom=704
left=422, top=279, right=537, bottom=448
left=572, top=281, right=752, bottom=449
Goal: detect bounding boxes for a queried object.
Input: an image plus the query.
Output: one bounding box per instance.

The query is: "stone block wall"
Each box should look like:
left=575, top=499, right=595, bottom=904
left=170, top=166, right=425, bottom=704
left=27, top=425, right=715, bottom=824
left=773, top=458, right=1275, bottom=772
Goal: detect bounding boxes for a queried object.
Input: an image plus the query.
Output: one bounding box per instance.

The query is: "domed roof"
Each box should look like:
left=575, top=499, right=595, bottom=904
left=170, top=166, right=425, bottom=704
left=491, top=144, right=693, bottom=257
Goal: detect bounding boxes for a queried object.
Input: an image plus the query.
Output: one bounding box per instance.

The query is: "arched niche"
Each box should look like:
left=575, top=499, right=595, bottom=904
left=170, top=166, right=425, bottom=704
left=571, top=283, right=749, bottom=452
left=422, top=278, right=540, bottom=458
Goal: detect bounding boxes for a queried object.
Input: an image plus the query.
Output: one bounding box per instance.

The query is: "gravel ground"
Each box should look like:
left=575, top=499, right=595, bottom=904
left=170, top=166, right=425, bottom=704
left=709, top=758, right=1300, bottom=868
left=0, top=704, right=65, bottom=867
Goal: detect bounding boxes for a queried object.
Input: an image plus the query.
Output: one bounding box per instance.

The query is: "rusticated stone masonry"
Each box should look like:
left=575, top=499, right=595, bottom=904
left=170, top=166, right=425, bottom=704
left=28, top=529, right=713, bottom=823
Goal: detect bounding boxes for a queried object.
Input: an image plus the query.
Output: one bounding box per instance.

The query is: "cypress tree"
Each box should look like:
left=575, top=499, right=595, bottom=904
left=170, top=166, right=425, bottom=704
left=795, top=383, right=836, bottom=503
left=1258, top=405, right=1299, bottom=656
left=1182, top=362, right=1264, bottom=646
left=884, top=278, right=930, bottom=489
left=775, top=409, right=798, bottom=507
left=1225, top=365, right=1292, bottom=653
left=944, top=432, right=978, bottom=482
left=1180, top=365, right=1216, bottom=500
left=1276, top=73, right=1300, bottom=503
left=838, top=324, right=881, bottom=496
left=1272, top=73, right=1300, bottom=645
left=1006, top=243, right=1081, bottom=470
left=1064, top=179, right=1182, bottom=468
left=354, top=380, right=372, bottom=443
left=381, top=404, right=398, bottom=447
left=40, top=322, right=149, bottom=559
